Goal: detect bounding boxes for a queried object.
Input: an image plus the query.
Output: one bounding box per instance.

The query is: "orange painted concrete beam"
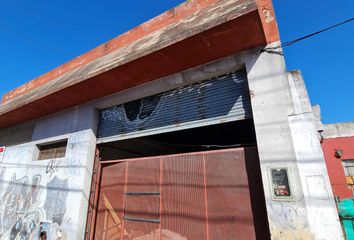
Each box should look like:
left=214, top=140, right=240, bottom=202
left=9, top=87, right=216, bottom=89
left=0, top=0, right=280, bottom=129
left=2, top=0, right=242, bottom=104
left=256, top=0, right=280, bottom=44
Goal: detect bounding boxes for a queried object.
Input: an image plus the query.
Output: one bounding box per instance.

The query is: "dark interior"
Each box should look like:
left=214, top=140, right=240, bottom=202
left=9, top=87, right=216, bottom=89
left=98, top=119, right=257, bottom=160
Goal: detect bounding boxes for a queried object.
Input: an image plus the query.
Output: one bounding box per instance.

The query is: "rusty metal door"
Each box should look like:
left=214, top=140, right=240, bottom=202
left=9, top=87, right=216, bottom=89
left=92, top=147, right=268, bottom=240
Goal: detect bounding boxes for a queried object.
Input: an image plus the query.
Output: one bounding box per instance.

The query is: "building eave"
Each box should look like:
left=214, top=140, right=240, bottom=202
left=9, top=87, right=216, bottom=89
left=0, top=0, right=279, bottom=129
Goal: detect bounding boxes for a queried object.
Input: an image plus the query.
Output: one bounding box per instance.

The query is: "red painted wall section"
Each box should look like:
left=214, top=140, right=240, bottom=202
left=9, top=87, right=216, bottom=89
left=322, top=136, right=354, bottom=200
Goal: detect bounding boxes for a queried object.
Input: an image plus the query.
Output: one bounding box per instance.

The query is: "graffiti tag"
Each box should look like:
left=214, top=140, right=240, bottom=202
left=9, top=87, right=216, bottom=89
left=46, top=159, right=60, bottom=177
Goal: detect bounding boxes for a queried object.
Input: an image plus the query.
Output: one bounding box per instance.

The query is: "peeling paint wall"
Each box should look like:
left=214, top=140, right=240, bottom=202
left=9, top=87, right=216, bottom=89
left=0, top=130, right=96, bottom=240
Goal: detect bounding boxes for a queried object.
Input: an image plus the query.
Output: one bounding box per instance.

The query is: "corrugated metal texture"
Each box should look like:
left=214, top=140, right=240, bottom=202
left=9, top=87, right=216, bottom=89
left=94, top=162, right=126, bottom=239
left=124, top=159, right=161, bottom=238
left=204, top=150, right=256, bottom=239
left=97, top=69, right=251, bottom=142
left=0, top=125, right=34, bottom=147
left=162, top=154, right=207, bottom=240
left=94, top=148, right=262, bottom=239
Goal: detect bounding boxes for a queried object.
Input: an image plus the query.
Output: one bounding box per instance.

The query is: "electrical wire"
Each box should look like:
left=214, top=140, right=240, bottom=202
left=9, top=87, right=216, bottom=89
left=263, top=17, right=354, bottom=52
left=148, top=140, right=256, bottom=149
left=0, top=22, right=74, bottom=57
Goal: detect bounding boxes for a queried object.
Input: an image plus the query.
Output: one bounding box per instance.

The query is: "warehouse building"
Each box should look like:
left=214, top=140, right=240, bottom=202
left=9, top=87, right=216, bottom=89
left=0, top=0, right=344, bottom=239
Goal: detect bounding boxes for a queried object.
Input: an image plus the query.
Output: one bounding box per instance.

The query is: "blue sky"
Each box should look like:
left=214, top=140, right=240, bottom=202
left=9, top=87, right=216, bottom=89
left=0, top=0, right=353, bottom=123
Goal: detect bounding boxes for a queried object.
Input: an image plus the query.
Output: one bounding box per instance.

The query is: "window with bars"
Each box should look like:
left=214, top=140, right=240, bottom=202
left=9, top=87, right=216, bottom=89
left=37, top=139, right=68, bottom=160
left=342, top=160, right=354, bottom=187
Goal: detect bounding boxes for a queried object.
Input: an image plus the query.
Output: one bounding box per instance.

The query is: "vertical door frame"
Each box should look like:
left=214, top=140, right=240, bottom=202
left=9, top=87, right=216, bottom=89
left=84, top=149, right=127, bottom=240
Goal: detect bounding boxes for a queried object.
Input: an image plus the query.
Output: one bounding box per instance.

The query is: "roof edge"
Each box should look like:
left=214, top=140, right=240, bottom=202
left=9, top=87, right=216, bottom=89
left=2, top=0, right=240, bottom=104
left=0, top=0, right=260, bottom=115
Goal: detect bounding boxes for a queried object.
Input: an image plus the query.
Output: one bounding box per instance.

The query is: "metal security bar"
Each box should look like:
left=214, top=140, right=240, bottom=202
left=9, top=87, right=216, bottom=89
left=124, top=192, right=161, bottom=224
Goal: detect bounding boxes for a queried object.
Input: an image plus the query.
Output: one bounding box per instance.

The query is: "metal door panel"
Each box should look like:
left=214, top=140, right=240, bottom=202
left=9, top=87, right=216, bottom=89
left=161, top=154, right=207, bottom=240
left=93, top=148, right=264, bottom=240
left=204, top=150, right=256, bottom=239
left=94, top=162, right=126, bottom=239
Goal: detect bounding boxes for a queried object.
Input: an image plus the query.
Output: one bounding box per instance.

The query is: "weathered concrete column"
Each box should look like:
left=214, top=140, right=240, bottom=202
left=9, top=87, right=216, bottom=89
left=287, top=70, right=343, bottom=240
left=245, top=42, right=343, bottom=239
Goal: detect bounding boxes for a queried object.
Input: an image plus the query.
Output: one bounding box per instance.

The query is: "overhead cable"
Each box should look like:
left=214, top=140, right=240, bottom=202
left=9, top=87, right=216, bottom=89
left=0, top=22, right=74, bottom=57
left=263, top=17, right=354, bottom=52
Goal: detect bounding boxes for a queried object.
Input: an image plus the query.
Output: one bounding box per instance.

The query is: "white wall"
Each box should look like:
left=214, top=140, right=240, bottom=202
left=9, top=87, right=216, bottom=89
left=287, top=71, right=343, bottom=240
left=323, top=122, right=354, bottom=139
left=245, top=45, right=343, bottom=239
left=0, top=129, right=96, bottom=240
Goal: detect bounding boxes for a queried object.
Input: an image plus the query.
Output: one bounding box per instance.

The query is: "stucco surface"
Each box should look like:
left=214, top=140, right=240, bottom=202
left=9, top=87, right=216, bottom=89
left=0, top=130, right=96, bottom=240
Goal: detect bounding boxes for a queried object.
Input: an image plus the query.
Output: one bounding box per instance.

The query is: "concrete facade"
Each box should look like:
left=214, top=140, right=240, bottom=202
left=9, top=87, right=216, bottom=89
left=286, top=71, right=343, bottom=239
left=323, top=122, right=354, bottom=139
left=0, top=45, right=345, bottom=239
left=0, top=0, right=346, bottom=238
left=0, top=129, right=96, bottom=239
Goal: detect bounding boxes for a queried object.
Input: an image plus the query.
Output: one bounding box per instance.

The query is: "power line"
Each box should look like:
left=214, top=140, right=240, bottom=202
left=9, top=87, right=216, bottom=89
left=148, top=139, right=256, bottom=149
left=263, top=17, right=354, bottom=52
left=0, top=22, right=74, bottom=57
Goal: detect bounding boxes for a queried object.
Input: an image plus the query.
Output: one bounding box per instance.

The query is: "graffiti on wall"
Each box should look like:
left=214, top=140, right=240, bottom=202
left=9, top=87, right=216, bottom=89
left=0, top=167, right=68, bottom=239
left=46, top=160, right=60, bottom=177
left=269, top=201, right=312, bottom=239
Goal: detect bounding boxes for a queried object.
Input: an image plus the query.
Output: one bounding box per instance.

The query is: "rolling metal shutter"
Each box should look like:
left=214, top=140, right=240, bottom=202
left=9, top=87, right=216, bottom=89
left=97, top=69, right=252, bottom=143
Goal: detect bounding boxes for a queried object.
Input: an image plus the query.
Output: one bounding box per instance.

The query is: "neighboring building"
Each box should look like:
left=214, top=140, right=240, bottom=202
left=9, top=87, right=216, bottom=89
left=321, top=122, right=354, bottom=200
left=0, top=0, right=344, bottom=239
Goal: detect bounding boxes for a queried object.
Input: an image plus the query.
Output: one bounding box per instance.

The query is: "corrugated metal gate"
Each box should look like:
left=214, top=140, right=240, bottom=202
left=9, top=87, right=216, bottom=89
left=97, top=69, right=251, bottom=142
left=92, top=147, right=268, bottom=240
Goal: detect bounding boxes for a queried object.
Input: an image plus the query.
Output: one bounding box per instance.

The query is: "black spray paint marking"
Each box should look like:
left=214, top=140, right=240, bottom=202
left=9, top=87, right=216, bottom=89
left=46, top=159, right=60, bottom=177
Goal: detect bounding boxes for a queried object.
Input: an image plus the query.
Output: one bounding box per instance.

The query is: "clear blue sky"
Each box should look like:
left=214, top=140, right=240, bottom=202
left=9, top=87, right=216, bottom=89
left=0, top=0, right=353, bottom=123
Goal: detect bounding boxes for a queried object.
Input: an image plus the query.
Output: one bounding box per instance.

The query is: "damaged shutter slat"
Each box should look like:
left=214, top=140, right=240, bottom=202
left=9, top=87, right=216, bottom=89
left=97, top=69, right=251, bottom=142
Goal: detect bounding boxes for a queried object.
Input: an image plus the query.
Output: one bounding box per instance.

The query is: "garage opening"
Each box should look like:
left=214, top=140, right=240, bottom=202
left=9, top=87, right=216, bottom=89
left=92, top=119, right=270, bottom=239
left=93, top=147, right=269, bottom=240
left=89, top=69, right=270, bottom=239
left=98, top=119, right=256, bottom=161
